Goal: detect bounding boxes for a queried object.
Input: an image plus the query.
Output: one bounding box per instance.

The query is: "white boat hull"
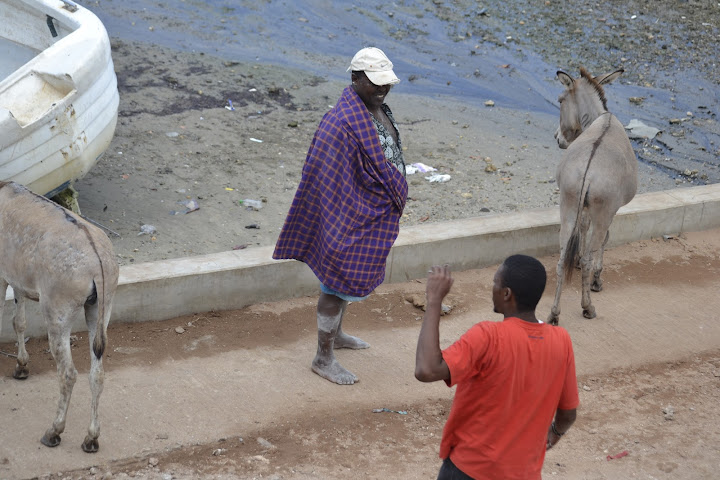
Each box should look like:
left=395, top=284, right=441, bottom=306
left=0, top=0, right=118, bottom=197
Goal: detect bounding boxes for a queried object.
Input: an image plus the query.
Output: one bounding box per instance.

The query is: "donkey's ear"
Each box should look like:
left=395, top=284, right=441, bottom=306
left=595, top=69, right=624, bottom=86
left=557, top=71, right=573, bottom=88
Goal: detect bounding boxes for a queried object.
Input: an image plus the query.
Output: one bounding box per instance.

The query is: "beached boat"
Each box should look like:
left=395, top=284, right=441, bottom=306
left=0, top=0, right=118, bottom=198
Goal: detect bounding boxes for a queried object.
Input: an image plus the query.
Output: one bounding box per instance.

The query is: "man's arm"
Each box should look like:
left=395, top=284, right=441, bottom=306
left=546, top=408, right=577, bottom=450
left=414, top=265, right=453, bottom=382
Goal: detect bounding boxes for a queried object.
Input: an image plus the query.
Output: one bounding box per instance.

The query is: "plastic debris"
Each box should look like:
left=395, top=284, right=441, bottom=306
left=250, top=137, right=263, bottom=143
left=372, top=408, right=408, bottom=415
left=606, top=450, right=629, bottom=461
left=245, top=224, right=260, bottom=229
left=426, top=174, right=451, bottom=183
left=170, top=199, right=200, bottom=215
left=138, top=224, right=157, bottom=236
left=625, top=119, right=660, bottom=139
left=225, top=99, right=235, bottom=111
left=484, top=100, right=495, bottom=107
left=241, top=199, right=263, bottom=210
left=165, top=131, right=179, bottom=138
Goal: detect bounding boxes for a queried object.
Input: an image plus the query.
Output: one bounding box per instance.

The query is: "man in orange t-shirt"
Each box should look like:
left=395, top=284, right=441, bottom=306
left=415, top=255, right=579, bottom=479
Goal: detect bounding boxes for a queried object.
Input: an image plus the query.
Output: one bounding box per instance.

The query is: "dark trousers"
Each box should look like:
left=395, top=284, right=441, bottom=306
left=437, top=457, right=475, bottom=480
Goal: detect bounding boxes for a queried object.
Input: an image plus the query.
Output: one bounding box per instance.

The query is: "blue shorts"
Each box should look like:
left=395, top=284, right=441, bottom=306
left=320, top=283, right=369, bottom=302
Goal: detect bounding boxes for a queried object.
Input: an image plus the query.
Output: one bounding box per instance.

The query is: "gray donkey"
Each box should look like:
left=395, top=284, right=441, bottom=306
left=0, top=181, right=119, bottom=452
left=547, top=68, right=638, bottom=325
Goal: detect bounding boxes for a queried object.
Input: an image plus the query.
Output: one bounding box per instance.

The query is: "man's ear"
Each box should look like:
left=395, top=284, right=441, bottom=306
left=504, top=287, right=513, bottom=301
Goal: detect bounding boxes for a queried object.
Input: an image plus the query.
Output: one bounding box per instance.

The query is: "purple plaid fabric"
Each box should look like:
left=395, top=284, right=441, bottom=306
left=273, top=86, right=408, bottom=297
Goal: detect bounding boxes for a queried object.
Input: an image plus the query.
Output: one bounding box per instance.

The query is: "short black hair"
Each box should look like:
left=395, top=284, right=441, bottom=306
left=500, top=254, right=547, bottom=311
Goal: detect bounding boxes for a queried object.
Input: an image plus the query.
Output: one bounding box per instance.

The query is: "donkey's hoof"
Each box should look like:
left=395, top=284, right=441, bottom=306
left=13, top=365, right=29, bottom=380
left=547, top=315, right=559, bottom=326
left=583, top=307, right=597, bottom=319
left=591, top=281, right=603, bottom=292
left=41, top=431, right=62, bottom=448
left=82, top=436, right=99, bottom=453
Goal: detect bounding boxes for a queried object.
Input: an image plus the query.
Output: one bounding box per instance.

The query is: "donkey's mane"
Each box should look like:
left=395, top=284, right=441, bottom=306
left=579, top=67, right=608, bottom=111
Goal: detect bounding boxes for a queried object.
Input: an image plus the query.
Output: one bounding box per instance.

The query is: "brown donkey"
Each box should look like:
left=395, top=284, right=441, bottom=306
left=547, top=68, right=638, bottom=325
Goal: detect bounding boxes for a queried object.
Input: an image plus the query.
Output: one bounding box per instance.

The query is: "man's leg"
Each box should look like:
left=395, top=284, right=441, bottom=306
left=311, top=293, right=358, bottom=385
left=436, top=457, right=474, bottom=480
left=334, top=300, right=370, bottom=349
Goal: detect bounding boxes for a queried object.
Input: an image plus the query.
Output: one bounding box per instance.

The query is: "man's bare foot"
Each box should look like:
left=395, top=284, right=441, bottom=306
left=334, top=332, right=370, bottom=349
left=311, top=356, right=358, bottom=385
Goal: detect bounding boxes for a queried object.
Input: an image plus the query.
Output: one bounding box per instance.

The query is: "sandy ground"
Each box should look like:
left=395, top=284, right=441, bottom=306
left=71, top=38, right=689, bottom=266
left=1, top=230, right=720, bottom=479
left=65, top=0, right=720, bottom=266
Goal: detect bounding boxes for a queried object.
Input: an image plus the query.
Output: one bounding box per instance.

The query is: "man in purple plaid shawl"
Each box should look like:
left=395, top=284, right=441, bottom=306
left=273, top=47, right=408, bottom=385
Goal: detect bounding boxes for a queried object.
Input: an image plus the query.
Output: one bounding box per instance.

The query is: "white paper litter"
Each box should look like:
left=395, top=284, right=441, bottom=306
left=411, top=162, right=438, bottom=173
left=425, top=174, right=451, bottom=183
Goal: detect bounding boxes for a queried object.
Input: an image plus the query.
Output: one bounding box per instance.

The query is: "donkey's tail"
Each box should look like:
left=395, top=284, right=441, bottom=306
left=563, top=222, right=581, bottom=282
left=563, top=176, right=591, bottom=282
left=91, top=272, right=108, bottom=360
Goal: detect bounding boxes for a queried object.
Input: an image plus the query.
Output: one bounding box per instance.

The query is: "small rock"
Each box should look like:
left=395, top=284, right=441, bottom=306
left=257, top=437, right=276, bottom=449
left=212, top=448, right=227, bottom=456
left=89, top=467, right=99, bottom=475
left=484, top=100, right=495, bottom=107
left=406, top=294, right=426, bottom=311
left=663, top=405, right=675, bottom=420
left=251, top=455, right=270, bottom=464
left=148, top=457, right=159, bottom=467
left=582, top=385, right=591, bottom=391
left=175, top=327, right=185, bottom=334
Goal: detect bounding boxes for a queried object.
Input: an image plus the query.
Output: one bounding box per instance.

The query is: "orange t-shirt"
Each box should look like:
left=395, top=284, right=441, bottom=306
left=440, top=317, right=579, bottom=480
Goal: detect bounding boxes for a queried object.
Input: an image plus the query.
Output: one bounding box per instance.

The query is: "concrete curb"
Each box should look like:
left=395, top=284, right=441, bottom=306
left=3, top=184, right=720, bottom=341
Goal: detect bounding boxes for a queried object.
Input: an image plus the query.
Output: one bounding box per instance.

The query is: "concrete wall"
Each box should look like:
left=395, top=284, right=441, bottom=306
left=3, top=184, right=720, bottom=341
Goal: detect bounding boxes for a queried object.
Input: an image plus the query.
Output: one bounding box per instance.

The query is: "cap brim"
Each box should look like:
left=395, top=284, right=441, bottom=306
left=365, top=70, right=400, bottom=86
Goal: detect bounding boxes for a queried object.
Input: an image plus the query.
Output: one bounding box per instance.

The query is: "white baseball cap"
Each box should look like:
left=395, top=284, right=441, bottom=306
left=347, top=47, right=400, bottom=86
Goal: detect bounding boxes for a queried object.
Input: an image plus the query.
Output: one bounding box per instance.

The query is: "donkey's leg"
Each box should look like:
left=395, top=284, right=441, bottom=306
left=548, top=257, right=565, bottom=326
left=591, top=231, right=610, bottom=292
left=82, top=300, right=103, bottom=453
left=548, top=215, right=575, bottom=325
left=41, top=303, right=79, bottom=448
left=582, top=214, right=614, bottom=319
left=580, top=251, right=596, bottom=319
left=12, top=294, right=30, bottom=379
left=0, top=282, right=28, bottom=379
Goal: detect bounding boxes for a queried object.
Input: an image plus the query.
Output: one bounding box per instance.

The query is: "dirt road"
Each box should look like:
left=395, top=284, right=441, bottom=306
left=1, top=230, right=720, bottom=479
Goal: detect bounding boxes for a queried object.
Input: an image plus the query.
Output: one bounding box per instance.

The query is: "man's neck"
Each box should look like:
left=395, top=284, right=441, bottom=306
left=504, top=312, right=540, bottom=323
